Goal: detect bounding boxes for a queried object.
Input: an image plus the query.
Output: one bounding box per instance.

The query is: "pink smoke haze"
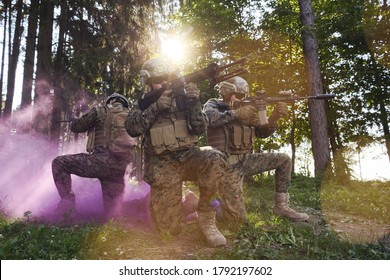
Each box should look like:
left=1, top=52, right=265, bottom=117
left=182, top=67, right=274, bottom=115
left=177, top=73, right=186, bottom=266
left=0, top=104, right=151, bottom=226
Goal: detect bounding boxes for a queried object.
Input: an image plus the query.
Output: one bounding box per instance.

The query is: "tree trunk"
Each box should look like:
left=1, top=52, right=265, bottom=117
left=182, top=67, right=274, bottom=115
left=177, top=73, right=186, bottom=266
left=0, top=0, right=8, bottom=119
left=373, top=60, right=390, bottom=163
left=3, top=0, right=23, bottom=119
left=327, top=100, right=351, bottom=183
left=50, top=0, right=69, bottom=145
left=21, top=0, right=39, bottom=111
left=379, top=98, right=390, bottom=163
left=298, top=0, right=332, bottom=177
left=32, top=0, right=54, bottom=136
left=290, top=103, right=297, bottom=176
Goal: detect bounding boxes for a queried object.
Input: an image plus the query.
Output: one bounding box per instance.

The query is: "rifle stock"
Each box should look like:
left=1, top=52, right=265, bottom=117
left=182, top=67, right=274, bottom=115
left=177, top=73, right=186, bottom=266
left=139, top=58, right=248, bottom=111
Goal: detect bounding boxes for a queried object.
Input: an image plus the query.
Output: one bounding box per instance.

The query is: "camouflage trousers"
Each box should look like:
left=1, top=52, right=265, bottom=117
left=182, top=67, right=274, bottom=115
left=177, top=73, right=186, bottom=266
left=218, top=152, right=291, bottom=227
left=51, top=147, right=130, bottom=216
left=144, top=146, right=227, bottom=235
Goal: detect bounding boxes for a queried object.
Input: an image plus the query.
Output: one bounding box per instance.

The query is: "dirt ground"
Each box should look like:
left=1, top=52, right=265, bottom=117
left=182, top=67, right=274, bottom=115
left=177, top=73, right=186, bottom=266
left=323, top=211, right=390, bottom=244
left=83, top=208, right=390, bottom=259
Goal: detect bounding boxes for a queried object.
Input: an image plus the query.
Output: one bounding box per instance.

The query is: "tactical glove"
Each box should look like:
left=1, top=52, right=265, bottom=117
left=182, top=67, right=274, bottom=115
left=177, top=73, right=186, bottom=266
left=233, top=105, right=258, bottom=125
left=269, top=102, right=288, bottom=124
left=185, top=83, right=200, bottom=103
left=248, top=114, right=260, bottom=126
left=155, top=89, right=173, bottom=111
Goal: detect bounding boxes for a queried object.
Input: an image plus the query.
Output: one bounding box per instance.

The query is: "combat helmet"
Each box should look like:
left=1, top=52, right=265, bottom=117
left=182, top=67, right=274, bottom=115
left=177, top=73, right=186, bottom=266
left=218, top=76, right=249, bottom=100
left=105, top=93, right=129, bottom=108
left=140, top=57, right=173, bottom=86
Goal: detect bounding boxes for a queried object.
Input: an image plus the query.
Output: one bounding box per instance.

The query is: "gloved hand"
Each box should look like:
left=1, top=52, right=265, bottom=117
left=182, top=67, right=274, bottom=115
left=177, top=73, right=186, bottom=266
left=185, top=83, right=200, bottom=103
left=269, top=102, right=288, bottom=124
left=156, top=89, right=173, bottom=111
left=248, top=114, right=260, bottom=126
left=233, top=105, right=258, bottom=124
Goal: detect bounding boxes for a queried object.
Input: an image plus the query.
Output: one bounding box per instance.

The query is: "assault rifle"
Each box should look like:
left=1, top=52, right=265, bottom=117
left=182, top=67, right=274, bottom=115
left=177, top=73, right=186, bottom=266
left=138, top=58, right=248, bottom=111
left=230, top=90, right=335, bottom=125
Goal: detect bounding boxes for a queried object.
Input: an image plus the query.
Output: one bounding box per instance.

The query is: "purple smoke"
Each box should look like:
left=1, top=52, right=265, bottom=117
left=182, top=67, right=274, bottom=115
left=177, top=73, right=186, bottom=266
left=0, top=105, right=151, bottom=226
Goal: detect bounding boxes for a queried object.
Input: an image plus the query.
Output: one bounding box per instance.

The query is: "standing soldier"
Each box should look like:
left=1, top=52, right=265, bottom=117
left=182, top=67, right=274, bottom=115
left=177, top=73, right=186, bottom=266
left=125, top=57, right=227, bottom=247
left=203, top=76, right=309, bottom=229
left=52, top=93, right=136, bottom=219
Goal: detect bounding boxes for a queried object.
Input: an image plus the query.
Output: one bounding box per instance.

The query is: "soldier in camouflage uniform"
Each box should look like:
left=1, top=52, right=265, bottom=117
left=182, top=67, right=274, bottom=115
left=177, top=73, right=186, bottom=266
left=125, top=57, right=227, bottom=247
left=52, top=93, right=135, bottom=219
left=203, top=76, right=309, bottom=229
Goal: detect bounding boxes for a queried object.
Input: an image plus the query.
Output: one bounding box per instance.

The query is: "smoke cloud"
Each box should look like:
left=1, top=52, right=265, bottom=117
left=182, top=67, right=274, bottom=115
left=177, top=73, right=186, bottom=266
left=0, top=104, right=151, bottom=227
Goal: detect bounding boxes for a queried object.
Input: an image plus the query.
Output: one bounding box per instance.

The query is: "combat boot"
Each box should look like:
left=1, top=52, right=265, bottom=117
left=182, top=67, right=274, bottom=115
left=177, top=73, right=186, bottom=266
left=273, top=192, right=309, bottom=222
left=55, top=198, right=76, bottom=216
left=198, top=211, right=226, bottom=247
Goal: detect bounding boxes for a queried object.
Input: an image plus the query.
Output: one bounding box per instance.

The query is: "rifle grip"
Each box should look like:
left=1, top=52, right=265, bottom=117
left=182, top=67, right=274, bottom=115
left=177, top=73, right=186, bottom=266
left=255, top=92, right=268, bottom=125
left=258, top=110, right=268, bottom=126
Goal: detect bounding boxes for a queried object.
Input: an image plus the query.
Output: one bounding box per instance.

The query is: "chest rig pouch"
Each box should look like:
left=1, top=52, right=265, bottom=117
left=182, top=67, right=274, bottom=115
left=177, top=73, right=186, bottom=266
left=229, top=124, right=255, bottom=152
left=230, top=124, right=254, bottom=154
left=207, top=120, right=254, bottom=155
left=149, top=112, right=198, bottom=154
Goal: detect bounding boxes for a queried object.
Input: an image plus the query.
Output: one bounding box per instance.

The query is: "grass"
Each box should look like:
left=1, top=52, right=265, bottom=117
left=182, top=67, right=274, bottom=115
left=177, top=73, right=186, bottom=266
left=0, top=175, right=389, bottom=260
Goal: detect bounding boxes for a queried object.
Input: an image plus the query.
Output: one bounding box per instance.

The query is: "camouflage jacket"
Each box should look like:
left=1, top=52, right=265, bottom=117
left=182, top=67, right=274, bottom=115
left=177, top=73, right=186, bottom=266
left=71, top=107, right=105, bottom=133
left=125, top=99, right=206, bottom=156
left=203, top=98, right=276, bottom=138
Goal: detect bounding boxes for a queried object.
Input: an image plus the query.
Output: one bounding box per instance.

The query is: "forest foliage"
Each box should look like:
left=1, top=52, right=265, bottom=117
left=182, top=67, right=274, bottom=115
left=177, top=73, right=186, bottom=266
left=0, top=0, right=389, bottom=261
left=1, top=0, right=388, bottom=180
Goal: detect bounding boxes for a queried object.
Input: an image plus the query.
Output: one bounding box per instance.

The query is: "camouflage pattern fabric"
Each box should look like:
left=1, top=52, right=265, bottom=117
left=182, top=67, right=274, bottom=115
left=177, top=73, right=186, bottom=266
left=52, top=105, right=131, bottom=217
left=144, top=146, right=226, bottom=235
left=125, top=100, right=226, bottom=235
left=125, top=97, right=207, bottom=139
left=52, top=147, right=129, bottom=215
left=203, top=98, right=292, bottom=228
left=71, top=107, right=102, bottom=134
left=218, top=152, right=291, bottom=226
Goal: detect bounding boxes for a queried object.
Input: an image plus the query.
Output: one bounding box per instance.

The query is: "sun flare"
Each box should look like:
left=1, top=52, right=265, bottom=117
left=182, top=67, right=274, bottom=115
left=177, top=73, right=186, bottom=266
left=161, top=37, right=187, bottom=65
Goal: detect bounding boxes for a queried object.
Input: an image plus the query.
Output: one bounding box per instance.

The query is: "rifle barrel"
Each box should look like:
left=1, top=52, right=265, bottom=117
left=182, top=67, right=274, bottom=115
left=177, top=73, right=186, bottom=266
left=266, top=94, right=335, bottom=103
left=217, top=57, right=247, bottom=71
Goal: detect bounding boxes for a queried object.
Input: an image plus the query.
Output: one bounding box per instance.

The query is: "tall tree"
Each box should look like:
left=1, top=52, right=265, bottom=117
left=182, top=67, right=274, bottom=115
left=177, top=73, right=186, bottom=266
left=313, top=0, right=389, bottom=172
left=0, top=0, right=9, bottom=119
left=298, top=0, right=331, bottom=176
left=21, top=0, right=39, bottom=111
left=32, top=0, right=54, bottom=136
left=50, top=0, right=69, bottom=144
left=3, top=0, right=23, bottom=119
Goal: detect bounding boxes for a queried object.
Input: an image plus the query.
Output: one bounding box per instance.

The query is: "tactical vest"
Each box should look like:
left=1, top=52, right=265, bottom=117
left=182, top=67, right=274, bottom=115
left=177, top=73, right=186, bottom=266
left=88, top=105, right=135, bottom=157
left=207, top=120, right=255, bottom=155
left=147, top=111, right=198, bottom=155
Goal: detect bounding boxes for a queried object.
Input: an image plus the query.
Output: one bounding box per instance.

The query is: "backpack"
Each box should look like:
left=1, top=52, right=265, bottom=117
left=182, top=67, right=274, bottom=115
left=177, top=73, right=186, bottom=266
left=103, top=105, right=136, bottom=156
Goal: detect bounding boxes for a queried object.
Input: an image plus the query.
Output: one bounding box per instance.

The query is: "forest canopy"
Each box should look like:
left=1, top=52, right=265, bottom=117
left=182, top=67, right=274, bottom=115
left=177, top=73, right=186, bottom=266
left=0, top=0, right=389, bottom=181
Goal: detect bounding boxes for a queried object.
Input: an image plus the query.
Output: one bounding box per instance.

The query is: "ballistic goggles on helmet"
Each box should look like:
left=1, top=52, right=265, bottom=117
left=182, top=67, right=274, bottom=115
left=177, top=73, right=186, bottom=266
left=219, top=77, right=249, bottom=99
